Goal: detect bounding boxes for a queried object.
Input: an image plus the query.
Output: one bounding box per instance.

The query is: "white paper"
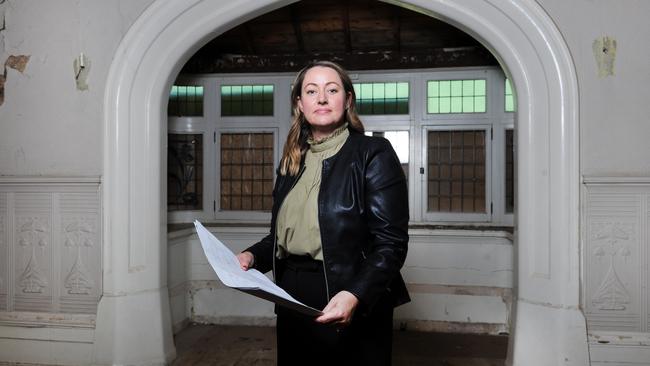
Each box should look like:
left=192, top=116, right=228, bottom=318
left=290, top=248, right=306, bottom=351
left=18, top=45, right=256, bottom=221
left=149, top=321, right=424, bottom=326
left=193, top=220, right=322, bottom=316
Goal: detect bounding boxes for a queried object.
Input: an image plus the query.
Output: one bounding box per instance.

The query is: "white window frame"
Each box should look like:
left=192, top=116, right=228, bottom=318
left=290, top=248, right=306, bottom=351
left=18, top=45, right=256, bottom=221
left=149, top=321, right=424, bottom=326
left=167, top=67, right=515, bottom=226
left=167, top=76, right=212, bottom=223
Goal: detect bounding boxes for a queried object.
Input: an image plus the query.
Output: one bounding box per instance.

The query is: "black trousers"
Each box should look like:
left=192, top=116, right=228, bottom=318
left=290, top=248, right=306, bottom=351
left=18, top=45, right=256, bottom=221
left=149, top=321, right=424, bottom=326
left=276, top=255, right=394, bottom=366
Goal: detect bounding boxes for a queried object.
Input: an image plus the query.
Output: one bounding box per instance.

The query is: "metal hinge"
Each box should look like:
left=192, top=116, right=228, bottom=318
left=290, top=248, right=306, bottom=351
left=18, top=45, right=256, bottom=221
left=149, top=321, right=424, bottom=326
left=213, top=200, right=216, bottom=212
left=420, top=167, right=425, bottom=175
left=490, top=202, right=493, bottom=214
left=214, top=131, right=216, bottom=143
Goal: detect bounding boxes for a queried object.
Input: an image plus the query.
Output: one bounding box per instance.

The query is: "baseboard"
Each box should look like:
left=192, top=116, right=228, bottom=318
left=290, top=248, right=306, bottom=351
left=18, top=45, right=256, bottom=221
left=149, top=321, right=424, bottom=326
left=589, top=331, right=650, bottom=365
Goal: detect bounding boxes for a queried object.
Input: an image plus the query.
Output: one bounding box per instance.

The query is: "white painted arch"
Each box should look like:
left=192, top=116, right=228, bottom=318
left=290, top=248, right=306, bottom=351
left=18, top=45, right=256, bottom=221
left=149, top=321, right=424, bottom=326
left=98, top=0, right=587, bottom=365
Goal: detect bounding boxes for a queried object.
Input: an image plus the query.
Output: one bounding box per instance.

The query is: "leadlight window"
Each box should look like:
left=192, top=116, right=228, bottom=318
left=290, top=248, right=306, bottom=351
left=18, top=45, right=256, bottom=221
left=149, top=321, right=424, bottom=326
left=427, top=130, right=486, bottom=213
left=220, top=133, right=274, bottom=211
left=505, top=79, right=515, bottom=112
left=354, top=82, right=409, bottom=114
left=221, top=85, right=274, bottom=116
left=505, top=129, right=514, bottom=213
left=427, top=79, right=486, bottom=114
left=168, top=86, right=204, bottom=116
left=168, top=134, right=203, bottom=211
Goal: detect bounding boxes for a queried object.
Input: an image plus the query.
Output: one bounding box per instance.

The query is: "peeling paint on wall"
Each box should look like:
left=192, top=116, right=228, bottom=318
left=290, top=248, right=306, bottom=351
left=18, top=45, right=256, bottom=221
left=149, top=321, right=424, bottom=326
left=0, top=55, right=30, bottom=106
left=593, top=36, right=617, bottom=77
left=6, top=54, right=29, bottom=72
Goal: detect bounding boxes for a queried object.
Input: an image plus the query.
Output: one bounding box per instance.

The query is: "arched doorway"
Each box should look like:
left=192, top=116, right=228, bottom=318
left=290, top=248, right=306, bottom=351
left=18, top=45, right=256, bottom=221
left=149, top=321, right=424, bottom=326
left=97, top=1, right=586, bottom=365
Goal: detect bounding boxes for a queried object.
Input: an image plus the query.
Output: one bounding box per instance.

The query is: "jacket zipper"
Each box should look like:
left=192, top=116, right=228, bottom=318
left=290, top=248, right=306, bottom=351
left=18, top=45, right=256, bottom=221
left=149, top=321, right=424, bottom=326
left=272, top=165, right=306, bottom=282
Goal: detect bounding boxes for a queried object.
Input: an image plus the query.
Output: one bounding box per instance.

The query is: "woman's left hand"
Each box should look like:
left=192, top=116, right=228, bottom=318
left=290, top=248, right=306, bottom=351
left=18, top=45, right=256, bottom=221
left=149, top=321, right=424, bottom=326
left=315, top=290, right=359, bottom=326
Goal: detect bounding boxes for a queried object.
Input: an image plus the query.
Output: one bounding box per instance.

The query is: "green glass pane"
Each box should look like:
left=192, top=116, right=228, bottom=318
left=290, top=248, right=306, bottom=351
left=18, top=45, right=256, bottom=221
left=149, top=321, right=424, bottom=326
left=353, top=84, right=361, bottom=96
left=264, top=100, right=273, bottom=115
left=397, top=83, right=409, bottom=98
left=359, top=102, right=371, bottom=114
left=232, top=86, right=242, bottom=102
left=462, top=96, right=474, bottom=112
left=221, top=84, right=274, bottom=116
left=505, top=79, right=515, bottom=112
left=428, top=98, right=439, bottom=114
left=439, top=81, right=450, bottom=97
left=439, top=98, right=450, bottom=113
left=428, top=81, right=438, bottom=97
left=450, top=97, right=462, bottom=113
left=252, top=101, right=263, bottom=115
left=373, top=83, right=385, bottom=99
left=462, top=80, right=474, bottom=96
left=352, top=82, right=408, bottom=115
left=384, top=101, right=396, bottom=114
left=232, top=102, right=242, bottom=115
left=361, top=84, right=373, bottom=98
left=505, top=96, right=514, bottom=112
left=450, top=80, right=462, bottom=97
left=373, top=99, right=385, bottom=114
left=169, top=85, right=203, bottom=116
left=475, top=96, right=487, bottom=113
left=253, top=85, right=263, bottom=99
left=397, top=99, right=408, bottom=114
left=385, top=83, right=397, bottom=99
left=475, top=79, right=486, bottom=96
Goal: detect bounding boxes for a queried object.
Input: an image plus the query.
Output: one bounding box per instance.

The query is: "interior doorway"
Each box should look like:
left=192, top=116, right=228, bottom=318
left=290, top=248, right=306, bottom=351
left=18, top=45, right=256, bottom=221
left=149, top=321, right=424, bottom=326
left=98, top=1, right=586, bottom=365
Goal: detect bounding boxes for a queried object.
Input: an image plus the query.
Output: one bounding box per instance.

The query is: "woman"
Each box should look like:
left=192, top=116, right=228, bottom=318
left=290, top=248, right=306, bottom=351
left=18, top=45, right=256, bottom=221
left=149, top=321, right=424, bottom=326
left=237, top=60, right=409, bottom=365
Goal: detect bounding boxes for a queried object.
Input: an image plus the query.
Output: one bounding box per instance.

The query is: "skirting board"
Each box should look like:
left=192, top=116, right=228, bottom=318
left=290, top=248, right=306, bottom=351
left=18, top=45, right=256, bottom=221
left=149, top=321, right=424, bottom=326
left=589, top=331, right=650, bottom=365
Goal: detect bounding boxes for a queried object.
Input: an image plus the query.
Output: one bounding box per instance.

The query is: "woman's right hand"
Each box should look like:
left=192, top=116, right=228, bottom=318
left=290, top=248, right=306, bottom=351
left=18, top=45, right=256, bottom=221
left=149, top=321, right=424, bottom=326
left=236, top=251, right=255, bottom=271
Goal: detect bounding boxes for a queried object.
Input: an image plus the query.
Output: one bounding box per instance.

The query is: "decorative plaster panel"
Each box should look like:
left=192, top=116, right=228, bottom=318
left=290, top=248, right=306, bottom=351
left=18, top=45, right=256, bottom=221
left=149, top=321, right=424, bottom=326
left=14, top=194, right=52, bottom=312
left=60, top=193, right=101, bottom=314
left=584, top=178, right=650, bottom=333
left=0, top=178, right=101, bottom=316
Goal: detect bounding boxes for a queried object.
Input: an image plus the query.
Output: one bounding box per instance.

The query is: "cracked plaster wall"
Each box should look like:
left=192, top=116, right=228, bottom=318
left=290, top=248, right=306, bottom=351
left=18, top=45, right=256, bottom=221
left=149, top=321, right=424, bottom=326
left=0, top=0, right=154, bottom=176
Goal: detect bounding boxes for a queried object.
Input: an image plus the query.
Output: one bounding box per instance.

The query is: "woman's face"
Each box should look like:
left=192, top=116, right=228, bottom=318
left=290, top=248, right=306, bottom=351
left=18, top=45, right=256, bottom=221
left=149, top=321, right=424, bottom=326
left=297, top=66, right=350, bottom=139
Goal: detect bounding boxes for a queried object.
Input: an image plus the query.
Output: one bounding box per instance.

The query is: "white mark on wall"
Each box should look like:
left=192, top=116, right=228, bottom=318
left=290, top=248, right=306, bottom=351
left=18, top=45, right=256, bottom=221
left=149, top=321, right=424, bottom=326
left=73, top=53, right=90, bottom=91
left=593, top=36, right=617, bottom=77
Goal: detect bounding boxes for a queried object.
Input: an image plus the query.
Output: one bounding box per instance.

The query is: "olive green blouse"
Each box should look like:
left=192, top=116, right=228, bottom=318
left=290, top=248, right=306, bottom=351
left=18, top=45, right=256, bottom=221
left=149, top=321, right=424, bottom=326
left=276, top=123, right=350, bottom=260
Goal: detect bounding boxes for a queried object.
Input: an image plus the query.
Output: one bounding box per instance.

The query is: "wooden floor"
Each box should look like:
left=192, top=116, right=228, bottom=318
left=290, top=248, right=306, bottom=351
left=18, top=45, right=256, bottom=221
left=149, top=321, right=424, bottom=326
left=172, top=324, right=508, bottom=366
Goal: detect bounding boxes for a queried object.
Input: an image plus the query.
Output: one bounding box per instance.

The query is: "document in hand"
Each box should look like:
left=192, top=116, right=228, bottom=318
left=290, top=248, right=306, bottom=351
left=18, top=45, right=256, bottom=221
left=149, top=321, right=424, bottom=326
left=193, top=220, right=323, bottom=317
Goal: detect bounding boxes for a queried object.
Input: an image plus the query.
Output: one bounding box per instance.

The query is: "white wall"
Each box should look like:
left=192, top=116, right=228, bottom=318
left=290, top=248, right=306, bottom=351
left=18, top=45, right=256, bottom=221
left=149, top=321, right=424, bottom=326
left=537, top=0, right=650, bottom=176
left=0, top=0, right=153, bottom=176
left=168, top=227, right=513, bottom=334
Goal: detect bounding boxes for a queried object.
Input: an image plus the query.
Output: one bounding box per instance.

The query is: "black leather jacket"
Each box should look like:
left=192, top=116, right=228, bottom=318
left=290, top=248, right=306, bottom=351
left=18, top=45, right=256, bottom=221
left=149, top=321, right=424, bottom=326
left=245, top=130, right=410, bottom=311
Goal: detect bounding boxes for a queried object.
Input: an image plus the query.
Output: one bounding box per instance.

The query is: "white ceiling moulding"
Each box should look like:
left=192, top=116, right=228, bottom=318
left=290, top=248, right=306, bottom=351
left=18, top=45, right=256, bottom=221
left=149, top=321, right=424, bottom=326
left=100, top=0, right=584, bottom=365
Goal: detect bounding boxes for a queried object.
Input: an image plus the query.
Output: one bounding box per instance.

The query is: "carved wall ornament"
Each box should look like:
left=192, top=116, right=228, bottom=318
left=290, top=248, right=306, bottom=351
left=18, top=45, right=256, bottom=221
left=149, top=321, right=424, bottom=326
left=63, top=220, right=95, bottom=295
left=590, top=222, right=633, bottom=311
left=17, top=217, right=49, bottom=293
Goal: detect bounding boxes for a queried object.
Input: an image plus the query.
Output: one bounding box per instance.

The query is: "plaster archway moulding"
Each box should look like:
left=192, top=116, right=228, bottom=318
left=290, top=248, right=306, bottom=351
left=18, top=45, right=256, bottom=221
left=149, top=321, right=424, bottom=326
left=98, top=0, right=587, bottom=365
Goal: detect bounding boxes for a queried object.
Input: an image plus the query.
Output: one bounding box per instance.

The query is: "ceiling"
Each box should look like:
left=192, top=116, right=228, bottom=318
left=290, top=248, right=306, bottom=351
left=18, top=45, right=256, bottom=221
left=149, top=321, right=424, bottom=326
left=181, top=0, right=497, bottom=73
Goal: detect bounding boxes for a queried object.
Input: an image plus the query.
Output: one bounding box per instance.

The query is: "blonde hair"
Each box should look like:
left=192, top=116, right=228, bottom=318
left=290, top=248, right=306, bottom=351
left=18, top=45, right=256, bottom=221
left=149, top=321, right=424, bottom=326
left=280, top=61, right=365, bottom=176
